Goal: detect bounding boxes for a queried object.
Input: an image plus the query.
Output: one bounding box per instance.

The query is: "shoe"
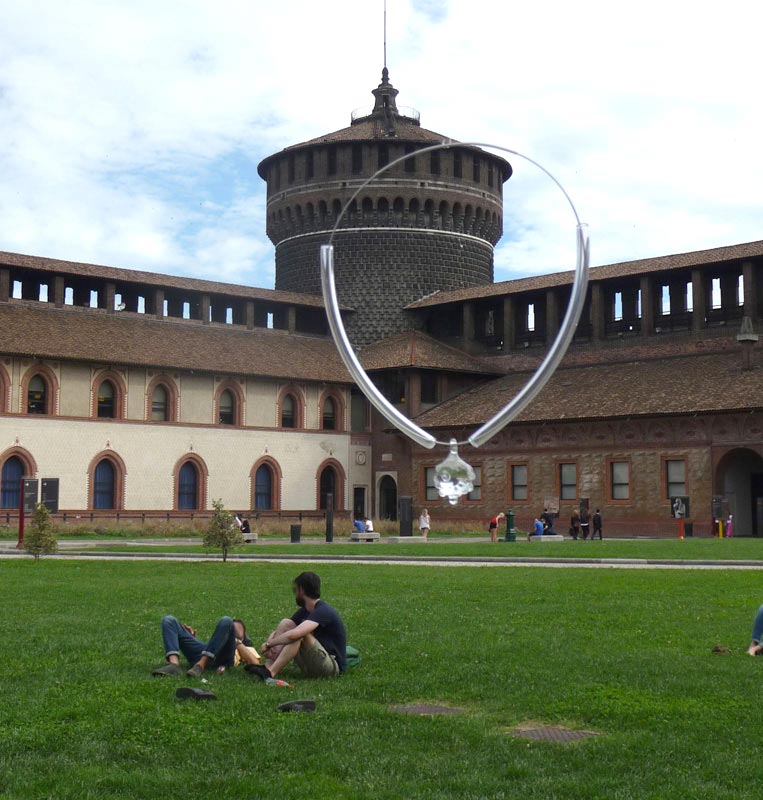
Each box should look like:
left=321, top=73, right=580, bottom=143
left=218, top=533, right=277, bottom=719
left=244, top=664, right=272, bottom=681
left=186, top=663, right=204, bottom=679
left=152, top=663, right=183, bottom=677
left=175, top=687, right=217, bottom=701
left=278, top=699, right=316, bottom=713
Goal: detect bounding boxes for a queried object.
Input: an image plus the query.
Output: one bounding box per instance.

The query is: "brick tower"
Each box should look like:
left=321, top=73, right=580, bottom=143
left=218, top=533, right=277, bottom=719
left=257, top=69, right=512, bottom=346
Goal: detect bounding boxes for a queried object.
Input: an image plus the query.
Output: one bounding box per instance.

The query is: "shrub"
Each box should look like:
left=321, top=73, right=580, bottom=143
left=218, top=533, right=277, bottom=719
left=24, top=503, right=58, bottom=561
left=203, top=499, right=244, bottom=562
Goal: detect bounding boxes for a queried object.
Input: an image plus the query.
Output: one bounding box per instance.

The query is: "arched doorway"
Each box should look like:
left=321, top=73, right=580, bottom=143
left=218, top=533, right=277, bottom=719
left=378, top=475, right=397, bottom=521
left=715, top=448, right=763, bottom=536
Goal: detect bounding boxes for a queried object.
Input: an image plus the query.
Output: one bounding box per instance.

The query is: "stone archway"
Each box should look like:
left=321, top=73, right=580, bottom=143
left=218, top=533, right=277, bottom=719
left=714, top=448, right=763, bottom=536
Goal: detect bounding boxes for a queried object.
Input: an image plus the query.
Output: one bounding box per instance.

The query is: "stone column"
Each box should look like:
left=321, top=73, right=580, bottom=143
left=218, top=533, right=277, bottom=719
left=590, top=282, right=604, bottom=340
left=104, top=282, right=116, bottom=313
left=502, top=295, right=516, bottom=350
left=640, top=275, right=654, bottom=336
left=691, top=269, right=705, bottom=332
left=287, top=305, right=297, bottom=334
left=462, top=302, right=476, bottom=352
left=201, top=294, right=211, bottom=324
left=154, top=288, right=165, bottom=318
left=53, top=276, right=65, bottom=307
left=669, top=278, right=687, bottom=314
left=720, top=272, right=739, bottom=313
left=408, top=371, right=422, bottom=418
left=743, top=261, right=759, bottom=321
left=246, top=301, right=255, bottom=330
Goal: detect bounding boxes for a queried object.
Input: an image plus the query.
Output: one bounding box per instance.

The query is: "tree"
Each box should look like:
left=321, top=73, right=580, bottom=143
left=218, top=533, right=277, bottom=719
left=24, top=502, right=58, bottom=561
left=203, top=499, right=244, bottom=562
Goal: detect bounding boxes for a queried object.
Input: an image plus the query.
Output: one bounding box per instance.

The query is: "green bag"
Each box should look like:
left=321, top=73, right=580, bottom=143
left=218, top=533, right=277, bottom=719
left=345, top=645, right=362, bottom=669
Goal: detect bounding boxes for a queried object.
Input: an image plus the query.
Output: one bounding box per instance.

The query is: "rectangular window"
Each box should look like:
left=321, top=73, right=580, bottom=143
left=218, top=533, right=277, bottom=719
left=666, top=459, right=686, bottom=499
left=511, top=464, right=528, bottom=501
left=327, top=146, right=337, bottom=175
left=430, top=151, right=440, bottom=175
left=350, top=388, right=368, bottom=432
left=378, top=143, right=389, bottom=169
left=352, top=144, right=363, bottom=174
left=610, top=461, right=630, bottom=500
left=559, top=463, right=577, bottom=501
left=425, top=467, right=438, bottom=501
left=467, top=467, right=482, bottom=501
left=488, top=162, right=494, bottom=187
left=306, top=151, right=314, bottom=179
left=473, top=155, right=481, bottom=182
left=404, top=144, right=416, bottom=173
left=288, top=153, right=295, bottom=182
left=453, top=150, right=462, bottom=178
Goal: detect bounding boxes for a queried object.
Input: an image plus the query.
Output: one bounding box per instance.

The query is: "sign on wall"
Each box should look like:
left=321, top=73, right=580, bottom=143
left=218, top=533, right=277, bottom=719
left=671, top=496, right=690, bottom=518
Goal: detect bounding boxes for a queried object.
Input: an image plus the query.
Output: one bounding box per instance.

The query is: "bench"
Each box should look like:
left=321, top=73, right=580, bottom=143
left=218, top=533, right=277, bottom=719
left=350, top=531, right=380, bottom=542
left=243, top=533, right=259, bottom=543
left=529, top=534, right=564, bottom=542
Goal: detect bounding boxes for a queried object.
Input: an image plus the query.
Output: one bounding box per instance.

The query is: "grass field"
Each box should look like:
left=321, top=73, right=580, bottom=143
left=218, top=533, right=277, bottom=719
left=1, top=558, right=762, bottom=799
left=80, top=537, right=763, bottom=561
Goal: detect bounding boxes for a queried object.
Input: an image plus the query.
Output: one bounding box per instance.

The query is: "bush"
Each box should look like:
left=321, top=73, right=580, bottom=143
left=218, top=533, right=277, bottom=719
left=202, top=499, right=244, bottom=562
left=24, top=503, right=58, bottom=561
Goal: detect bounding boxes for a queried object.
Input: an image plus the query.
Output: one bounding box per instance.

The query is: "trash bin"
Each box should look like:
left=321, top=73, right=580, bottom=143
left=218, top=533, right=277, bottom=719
left=684, top=522, right=693, bottom=538
left=505, top=510, right=516, bottom=542
left=290, top=524, right=301, bottom=543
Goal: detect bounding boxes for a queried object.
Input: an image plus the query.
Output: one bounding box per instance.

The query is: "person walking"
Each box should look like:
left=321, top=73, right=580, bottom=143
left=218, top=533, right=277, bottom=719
left=488, top=512, right=506, bottom=543
left=592, top=508, right=603, bottom=540
left=419, top=508, right=431, bottom=539
left=580, top=504, right=590, bottom=540
left=570, top=508, right=581, bottom=540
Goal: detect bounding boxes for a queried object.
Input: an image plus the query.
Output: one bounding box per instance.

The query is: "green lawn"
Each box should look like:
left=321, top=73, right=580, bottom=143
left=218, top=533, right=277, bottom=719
left=81, top=537, right=763, bottom=561
left=1, top=559, right=761, bottom=799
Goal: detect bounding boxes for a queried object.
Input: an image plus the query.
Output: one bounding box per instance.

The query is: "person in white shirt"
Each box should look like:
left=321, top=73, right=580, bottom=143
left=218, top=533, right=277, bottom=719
left=364, top=518, right=374, bottom=532
left=419, top=508, right=431, bottom=539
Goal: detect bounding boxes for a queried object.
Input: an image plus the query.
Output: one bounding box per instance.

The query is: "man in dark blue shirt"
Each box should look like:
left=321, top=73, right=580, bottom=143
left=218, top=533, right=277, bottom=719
left=247, top=571, right=347, bottom=681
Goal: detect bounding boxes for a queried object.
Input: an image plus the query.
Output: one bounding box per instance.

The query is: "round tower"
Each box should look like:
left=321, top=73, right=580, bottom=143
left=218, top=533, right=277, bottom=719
left=257, top=69, right=512, bottom=346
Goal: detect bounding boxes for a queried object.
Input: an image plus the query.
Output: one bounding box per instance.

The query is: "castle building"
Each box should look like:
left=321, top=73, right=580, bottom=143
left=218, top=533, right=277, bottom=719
left=1, top=70, right=762, bottom=535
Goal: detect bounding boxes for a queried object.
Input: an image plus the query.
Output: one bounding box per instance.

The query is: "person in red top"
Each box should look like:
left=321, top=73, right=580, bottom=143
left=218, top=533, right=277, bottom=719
left=488, top=512, right=506, bottom=543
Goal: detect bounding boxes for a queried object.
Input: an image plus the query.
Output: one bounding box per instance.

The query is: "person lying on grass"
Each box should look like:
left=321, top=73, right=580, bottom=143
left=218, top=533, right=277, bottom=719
left=748, top=604, right=763, bottom=656
left=246, top=571, right=346, bottom=681
left=152, top=615, right=260, bottom=678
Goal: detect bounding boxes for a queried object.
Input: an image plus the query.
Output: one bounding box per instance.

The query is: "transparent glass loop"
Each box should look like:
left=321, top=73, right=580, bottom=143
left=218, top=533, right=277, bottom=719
left=320, top=141, right=590, bottom=452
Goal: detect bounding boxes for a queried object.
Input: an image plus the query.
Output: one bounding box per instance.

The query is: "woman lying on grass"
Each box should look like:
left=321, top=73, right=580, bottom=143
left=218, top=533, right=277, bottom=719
left=748, top=604, right=763, bottom=656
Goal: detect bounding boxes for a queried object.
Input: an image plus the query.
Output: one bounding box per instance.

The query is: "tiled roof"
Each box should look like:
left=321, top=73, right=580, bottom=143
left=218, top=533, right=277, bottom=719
left=360, top=330, right=498, bottom=374
left=406, top=240, right=763, bottom=309
left=0, top=251, right=347, bottom=310
left=415, top=348, right=763, bottom=429
left=0, top=303, right=351, bottom=384
left=286, top=117, right=450, bottom=148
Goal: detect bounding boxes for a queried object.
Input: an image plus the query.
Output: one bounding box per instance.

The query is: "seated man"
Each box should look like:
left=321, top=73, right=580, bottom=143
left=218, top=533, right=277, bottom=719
left=247, top=571, right=346, bottom=681
left=527, top=516, right=544, bottom=541
left=748, top=604, right=763, bottom=656
left=353, top=518, right=365, bottom=533
left=152, top=615, right=259, bottom=678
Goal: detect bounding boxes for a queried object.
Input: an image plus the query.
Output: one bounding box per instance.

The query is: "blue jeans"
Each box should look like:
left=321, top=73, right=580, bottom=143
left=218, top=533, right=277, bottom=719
left=752, top=605, right=763, bottom=643
left=161, top=615, right=237, bottom=667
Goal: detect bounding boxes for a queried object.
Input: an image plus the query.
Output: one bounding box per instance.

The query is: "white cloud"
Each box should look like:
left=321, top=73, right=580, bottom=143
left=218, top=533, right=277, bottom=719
left=0, top=0, right=762, bottom=289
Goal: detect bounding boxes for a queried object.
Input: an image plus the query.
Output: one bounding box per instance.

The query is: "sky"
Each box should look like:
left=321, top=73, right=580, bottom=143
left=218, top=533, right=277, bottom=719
left=1, top=0, right=762, bottom=289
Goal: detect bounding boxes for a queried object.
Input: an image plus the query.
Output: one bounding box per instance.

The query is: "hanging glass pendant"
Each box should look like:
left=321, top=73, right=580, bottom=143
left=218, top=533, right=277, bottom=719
left=433, top=439, right=476, bottom=505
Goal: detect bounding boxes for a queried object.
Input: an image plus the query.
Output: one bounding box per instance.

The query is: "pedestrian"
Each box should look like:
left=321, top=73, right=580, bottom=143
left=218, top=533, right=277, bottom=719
left=580, top=504, right=590, bottom=540
left=570, top=507, right=581, bottom=540
left=592, top=508, right=603, bottom=540
left=419, top=508, right=431, bottom=539
left=540, top=508, right=554, bottom=533
left=488, top=512, right=506, bottom=543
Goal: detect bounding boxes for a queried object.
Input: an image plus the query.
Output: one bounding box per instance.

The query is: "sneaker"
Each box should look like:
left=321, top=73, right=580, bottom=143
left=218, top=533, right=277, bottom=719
left=175, top=687, right=217, bottom=701
left=152, top=663, right=183, bottom=677
left=186, top=663, right=204, bottom=679
left=244, top=664, right=272, bottom=681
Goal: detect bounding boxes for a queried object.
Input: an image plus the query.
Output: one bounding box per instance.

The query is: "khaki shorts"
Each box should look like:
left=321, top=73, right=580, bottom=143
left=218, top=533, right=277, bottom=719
left=295, top=637, right=340, bottom=678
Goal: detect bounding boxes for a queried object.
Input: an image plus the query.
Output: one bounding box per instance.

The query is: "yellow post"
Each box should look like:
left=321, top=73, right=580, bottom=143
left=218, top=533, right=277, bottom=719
left=718, top=520, right=723, bottom=538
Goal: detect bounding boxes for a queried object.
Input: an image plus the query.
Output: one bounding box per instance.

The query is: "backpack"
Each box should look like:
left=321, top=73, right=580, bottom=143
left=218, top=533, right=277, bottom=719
left=345, top=645, right=362, bottom=669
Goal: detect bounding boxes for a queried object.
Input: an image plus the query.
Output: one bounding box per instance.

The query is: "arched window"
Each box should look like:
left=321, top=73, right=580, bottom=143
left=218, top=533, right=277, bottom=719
left=97, top=380, right=115, bottom=418
left=319, top=466, right=336, bottom=510
left=322, top=397, right=336, bottom=430
left=219, top=389, right=234, bottom=425
left=254, top=464, right=273, bottom=510
left=1, top=456, right=23, bottom=509
left=152, top=384, right=168, bottom=421
left=93, top=459, right=116, bottom=509
left=178, top=462, right=199, bottom=510
left=282, top=394, right=296, bottom=428
left=27, top=375, right=47, bottom=415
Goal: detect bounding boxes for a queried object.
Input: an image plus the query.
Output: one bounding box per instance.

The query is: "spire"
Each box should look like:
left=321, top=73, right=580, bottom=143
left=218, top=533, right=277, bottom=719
left=371, top=67, right=400, bottom=119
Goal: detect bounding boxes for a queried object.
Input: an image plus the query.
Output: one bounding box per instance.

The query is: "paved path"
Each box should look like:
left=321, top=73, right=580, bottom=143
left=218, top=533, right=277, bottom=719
left=2, top=548, right=763, bottom=570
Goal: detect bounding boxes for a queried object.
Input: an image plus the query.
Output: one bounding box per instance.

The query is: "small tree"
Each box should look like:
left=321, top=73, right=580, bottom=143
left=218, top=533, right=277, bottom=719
left=203, top=499, right=244, bottom=562
left=24, top=502, right=58, bottom=561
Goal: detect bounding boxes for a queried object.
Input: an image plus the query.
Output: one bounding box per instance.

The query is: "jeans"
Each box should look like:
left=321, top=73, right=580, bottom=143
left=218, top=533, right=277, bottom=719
left=752, top=605, right=763, bottom=643
left=161, top=615, right=237, bottom=667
